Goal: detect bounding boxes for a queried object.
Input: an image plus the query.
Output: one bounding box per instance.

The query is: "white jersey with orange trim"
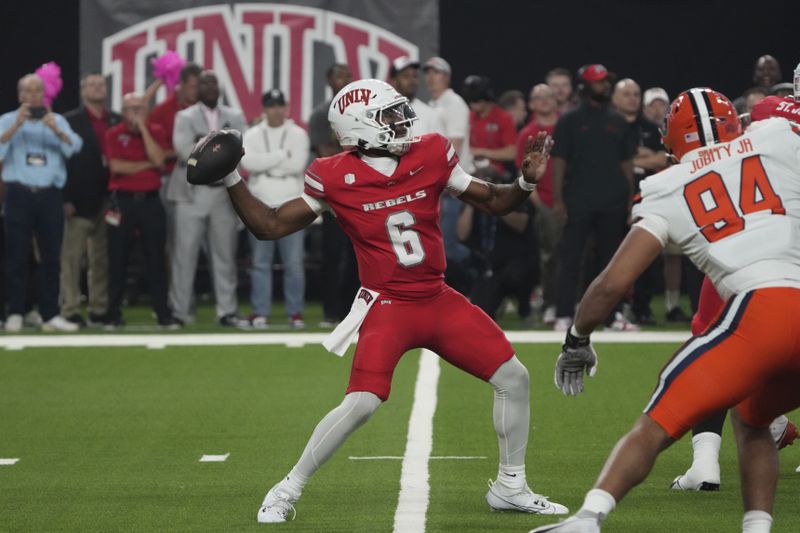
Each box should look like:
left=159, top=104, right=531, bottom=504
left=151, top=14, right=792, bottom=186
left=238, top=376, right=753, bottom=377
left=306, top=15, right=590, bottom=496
left=632, top=118, right=800, bottom=300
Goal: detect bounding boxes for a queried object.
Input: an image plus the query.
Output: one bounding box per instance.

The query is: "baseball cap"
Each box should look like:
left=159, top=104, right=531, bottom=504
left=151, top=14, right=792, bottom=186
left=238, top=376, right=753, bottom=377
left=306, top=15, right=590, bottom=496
left=422, top=56, right=451, bottom=74
left=770, top=82, right=793, bottom=96
left=390, top=56, right=420, bottom=78
left=262, top=88, right=286, bottom=107
left=643, top=87, right=670, bottom=106
left=579, top=64, right=608, bottom=82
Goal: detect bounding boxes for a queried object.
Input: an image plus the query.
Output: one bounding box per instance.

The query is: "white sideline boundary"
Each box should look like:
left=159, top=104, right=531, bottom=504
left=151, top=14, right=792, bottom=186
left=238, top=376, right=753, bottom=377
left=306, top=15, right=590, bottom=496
left=393, top=349, right=440, bottom=533
left=0, top=330, right=690, bottom=350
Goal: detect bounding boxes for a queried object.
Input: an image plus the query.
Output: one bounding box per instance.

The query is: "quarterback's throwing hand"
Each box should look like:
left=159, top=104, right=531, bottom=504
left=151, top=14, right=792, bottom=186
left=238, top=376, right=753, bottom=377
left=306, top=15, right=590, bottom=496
left=520, top=131, right=554, bottom=183
left=554, top=328, right=598, bottom=396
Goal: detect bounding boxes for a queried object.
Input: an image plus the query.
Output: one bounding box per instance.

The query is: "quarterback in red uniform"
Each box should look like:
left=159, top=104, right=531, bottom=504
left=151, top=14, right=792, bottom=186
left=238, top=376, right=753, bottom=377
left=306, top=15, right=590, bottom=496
left=209, top=79, right=566, bottom=522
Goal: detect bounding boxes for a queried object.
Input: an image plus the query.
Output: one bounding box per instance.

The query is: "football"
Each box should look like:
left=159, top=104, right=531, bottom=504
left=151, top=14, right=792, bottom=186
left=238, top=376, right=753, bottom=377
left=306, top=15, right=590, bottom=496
left=186, top=128, right=244, bottom=185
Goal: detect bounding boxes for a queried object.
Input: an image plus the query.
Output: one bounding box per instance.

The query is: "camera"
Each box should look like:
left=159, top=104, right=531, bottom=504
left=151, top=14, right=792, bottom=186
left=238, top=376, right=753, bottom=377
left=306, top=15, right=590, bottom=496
left=28, top=107, right=47, bottom=119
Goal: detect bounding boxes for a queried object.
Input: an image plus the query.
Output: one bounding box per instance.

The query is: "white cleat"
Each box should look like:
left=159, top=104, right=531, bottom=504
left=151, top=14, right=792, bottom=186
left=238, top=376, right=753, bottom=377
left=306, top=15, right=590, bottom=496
left=529, top=515, right=601, bottom=533
left=670, top=473, right=720, bottom=491
left=256, top=487, right=297, bottom=523
left=486, top=480, right=569, bottom=515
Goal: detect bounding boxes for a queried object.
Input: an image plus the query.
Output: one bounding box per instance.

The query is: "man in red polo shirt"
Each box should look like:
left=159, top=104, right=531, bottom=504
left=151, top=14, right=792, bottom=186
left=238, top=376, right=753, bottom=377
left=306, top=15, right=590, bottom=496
left=147, top=63, right=201, bottom=253
left=104, top=93, right=180, bottom=328
left=464, top=75, right=517, bottom=181
left=516, top=83, right=560, bottom=324
left=146, top=63, right=201, bottom=172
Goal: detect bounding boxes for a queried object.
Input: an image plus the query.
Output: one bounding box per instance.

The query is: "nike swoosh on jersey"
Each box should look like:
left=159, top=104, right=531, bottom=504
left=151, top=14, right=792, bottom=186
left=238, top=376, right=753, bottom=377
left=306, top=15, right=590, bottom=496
left=409, top=166, right=424, bottom=175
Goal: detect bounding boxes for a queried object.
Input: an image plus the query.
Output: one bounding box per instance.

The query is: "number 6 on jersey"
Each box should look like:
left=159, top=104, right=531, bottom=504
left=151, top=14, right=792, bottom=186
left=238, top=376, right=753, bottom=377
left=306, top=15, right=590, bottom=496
left=386, top=210, right=425, bottom=267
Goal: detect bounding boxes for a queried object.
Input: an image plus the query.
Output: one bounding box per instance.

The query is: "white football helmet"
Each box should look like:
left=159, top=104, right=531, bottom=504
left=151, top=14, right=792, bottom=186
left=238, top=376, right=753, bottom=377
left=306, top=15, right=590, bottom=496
left=328, top=79, right=418, bottom=155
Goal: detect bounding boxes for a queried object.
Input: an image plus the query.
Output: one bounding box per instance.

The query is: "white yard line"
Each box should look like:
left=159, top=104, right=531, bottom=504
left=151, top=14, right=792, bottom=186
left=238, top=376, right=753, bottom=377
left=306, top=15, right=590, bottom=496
left=0, top=330, right=690, bottom=350
left=349, top=456, right=487, bottom=461
left=392, top=349, right=440, bottom=533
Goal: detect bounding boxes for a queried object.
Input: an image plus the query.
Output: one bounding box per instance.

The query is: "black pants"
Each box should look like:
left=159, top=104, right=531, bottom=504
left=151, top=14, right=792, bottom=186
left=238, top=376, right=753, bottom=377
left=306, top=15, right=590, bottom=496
left=107, top=193, right=170, bottom=321
left=471, top=259, right=537, bottom=321
left=556, top=206, right=627, bottom=319
left=320, top=212, right=359, bottom=321
left=3, top=184, right=63, bottom=321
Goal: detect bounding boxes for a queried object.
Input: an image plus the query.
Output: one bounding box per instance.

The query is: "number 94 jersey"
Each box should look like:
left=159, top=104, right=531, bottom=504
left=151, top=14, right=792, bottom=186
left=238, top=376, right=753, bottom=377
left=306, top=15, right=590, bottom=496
left=303, top=133, right=463, bottom=300
left=632, top=118, right=800, bottom=301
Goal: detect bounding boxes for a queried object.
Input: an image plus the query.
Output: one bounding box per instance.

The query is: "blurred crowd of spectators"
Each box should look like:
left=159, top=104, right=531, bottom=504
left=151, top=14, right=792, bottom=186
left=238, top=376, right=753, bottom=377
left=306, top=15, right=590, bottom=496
left=0, top=53, right=791, bottom=332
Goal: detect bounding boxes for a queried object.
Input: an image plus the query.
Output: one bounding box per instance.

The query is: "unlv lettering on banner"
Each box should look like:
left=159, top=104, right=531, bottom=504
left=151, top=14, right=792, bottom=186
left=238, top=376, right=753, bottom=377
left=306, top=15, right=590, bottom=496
left=101, top=4, right=418, bottom=127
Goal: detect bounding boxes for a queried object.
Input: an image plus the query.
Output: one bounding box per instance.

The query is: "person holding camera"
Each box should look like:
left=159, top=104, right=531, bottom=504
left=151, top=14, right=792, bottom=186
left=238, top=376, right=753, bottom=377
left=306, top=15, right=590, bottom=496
left=0, top=74, right=83, bottom=332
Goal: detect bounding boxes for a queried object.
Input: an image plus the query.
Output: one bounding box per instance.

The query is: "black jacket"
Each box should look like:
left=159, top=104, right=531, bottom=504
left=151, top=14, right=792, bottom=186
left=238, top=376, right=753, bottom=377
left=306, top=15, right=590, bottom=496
left=63, top=106, right=121, bottom=218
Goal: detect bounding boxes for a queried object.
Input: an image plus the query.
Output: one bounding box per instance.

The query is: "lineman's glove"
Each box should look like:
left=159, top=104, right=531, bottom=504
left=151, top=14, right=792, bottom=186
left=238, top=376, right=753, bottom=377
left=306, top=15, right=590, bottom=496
left=554, top=326, right=598, bottom=396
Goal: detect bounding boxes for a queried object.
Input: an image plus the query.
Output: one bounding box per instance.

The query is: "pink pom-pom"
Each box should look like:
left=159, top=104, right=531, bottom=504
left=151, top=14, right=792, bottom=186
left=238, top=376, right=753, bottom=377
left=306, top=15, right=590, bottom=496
left=151, top=50, right=187, bottom=91
left=35, top=62, right=63, bottom=107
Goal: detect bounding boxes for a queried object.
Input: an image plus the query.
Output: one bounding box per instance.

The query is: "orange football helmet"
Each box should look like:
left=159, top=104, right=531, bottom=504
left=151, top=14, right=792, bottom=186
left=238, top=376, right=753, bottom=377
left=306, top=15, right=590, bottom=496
left=661, top=88, right=742, bottom=161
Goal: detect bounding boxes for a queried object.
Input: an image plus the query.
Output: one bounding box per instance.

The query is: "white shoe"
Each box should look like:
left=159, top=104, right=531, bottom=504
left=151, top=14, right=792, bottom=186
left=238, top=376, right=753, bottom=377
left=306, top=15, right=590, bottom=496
left=543, top=306, right=557, bottom=326
left=24, top=310, right=43, bottom=327
left=604, top=312, right=641, bottom=332
left=257, top=486, right=298, bottom=523
left=41, top=315, right=80, bottom=332
left=486, top=480, right=568, bottom=515
left=529, top=515, right=601, bottom=532
left=670, top=470, right=720, bottom=491
left=5, top=314, right=23, bottom=333
left=553, top=317, right=572, bottom=332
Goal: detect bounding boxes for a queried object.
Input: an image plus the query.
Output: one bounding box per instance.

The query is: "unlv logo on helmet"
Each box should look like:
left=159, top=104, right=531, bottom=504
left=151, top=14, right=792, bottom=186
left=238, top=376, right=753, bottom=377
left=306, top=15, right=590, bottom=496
left=336, top=88, right=373, bottom=114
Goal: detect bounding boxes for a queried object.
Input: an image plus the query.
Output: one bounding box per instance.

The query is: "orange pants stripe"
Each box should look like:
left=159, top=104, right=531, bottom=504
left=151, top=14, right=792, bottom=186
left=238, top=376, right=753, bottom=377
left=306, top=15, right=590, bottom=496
left=646, top=287, right=800, bottom=438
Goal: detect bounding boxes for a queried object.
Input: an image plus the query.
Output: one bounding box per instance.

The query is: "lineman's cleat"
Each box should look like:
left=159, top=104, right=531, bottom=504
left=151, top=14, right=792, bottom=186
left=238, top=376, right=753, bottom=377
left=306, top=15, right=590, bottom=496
left=670, top=474, right=720, bottom=491
left=771, top=417, right=798, bottom=450
left=529, top=515, right=602, bottom=533
left=486, top=479, right=569, bottom=515
left=257, top=486, right=297, bottom=523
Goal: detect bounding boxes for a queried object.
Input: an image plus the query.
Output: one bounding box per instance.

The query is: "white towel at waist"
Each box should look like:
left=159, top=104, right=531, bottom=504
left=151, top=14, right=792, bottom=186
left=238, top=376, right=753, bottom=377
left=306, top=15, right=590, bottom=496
left=322, top=287, right=380, bottom=356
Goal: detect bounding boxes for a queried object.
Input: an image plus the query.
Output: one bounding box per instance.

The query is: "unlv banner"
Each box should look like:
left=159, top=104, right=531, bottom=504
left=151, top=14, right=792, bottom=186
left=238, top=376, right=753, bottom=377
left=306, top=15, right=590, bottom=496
left=80, top=1, right=438, bottom=126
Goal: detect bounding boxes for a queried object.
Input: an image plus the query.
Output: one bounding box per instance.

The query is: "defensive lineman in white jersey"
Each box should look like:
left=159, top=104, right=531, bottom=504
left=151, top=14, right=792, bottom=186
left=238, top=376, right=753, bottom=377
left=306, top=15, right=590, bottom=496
left=532, top=87, right=800, bottom=533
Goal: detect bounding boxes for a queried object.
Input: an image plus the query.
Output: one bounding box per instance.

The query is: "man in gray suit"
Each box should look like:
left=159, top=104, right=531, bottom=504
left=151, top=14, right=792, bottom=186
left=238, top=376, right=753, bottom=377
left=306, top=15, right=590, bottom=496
left=168, top=71, right=247, bottom=326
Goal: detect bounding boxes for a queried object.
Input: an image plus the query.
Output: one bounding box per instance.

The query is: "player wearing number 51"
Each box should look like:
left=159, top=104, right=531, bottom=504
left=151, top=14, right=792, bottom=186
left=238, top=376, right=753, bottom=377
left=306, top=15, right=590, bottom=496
left=187, top=78, right=561, bottom=523
left=532, top=88, right=800, bottom=533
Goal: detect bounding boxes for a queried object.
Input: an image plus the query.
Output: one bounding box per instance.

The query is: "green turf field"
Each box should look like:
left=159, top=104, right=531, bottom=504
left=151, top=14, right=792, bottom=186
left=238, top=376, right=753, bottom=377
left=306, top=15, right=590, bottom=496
left=1, top=341, right=798, bottom=532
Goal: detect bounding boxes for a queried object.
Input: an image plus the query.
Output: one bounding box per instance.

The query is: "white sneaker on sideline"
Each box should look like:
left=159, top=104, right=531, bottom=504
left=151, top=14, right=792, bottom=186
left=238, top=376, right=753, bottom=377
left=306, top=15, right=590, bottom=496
left=24, top=310, right=43, bottom=327
left=543, top=306, right=557, bottom=325
left=257, top=486, right=298, bottom=523
left=486, top=480, right=568, bottom=515
left=553, top=317, right=572, bottom=332
left=41, top=316, right=80, bottom=332
left=604, top=312, right=641, bottom=332
left=5, top=314, right=23, bottom=333
left=529, top=515, right=601, bottom=532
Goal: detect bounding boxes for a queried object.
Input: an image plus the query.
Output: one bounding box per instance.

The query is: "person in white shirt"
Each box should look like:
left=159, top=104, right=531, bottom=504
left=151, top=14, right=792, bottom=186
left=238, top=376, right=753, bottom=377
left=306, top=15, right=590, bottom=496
left=423, top=56, right=473, bottom=173
left=241, top=89, right=310, bottom=329
left=389, top=56, right=444, bottom=136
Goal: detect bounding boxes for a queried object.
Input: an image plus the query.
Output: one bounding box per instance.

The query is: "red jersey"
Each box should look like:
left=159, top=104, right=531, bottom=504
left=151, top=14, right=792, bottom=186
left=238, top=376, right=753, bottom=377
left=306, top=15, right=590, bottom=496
left=515, top=119, right=556, bottom=206
left=104, top=122, right=168, bottom=193
left=147, top=92, right=187, bottom=172
left=304, top=134, right=460, bottom=300
left=470, top=105, right=516, bottom=173
left=750, top=95, right=800, bottom=126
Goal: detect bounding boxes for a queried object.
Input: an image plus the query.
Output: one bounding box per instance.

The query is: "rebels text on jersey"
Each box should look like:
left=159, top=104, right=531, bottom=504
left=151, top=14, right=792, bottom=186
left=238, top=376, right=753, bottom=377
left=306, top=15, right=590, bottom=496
left=303, top=133, right=463, bottom=299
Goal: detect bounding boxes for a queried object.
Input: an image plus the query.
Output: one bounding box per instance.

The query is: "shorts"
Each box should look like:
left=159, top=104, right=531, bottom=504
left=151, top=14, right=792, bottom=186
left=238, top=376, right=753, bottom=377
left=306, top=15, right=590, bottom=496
left=346, top=286, right=515, bottom=400
left=645, top=287, right=800, bottom=438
